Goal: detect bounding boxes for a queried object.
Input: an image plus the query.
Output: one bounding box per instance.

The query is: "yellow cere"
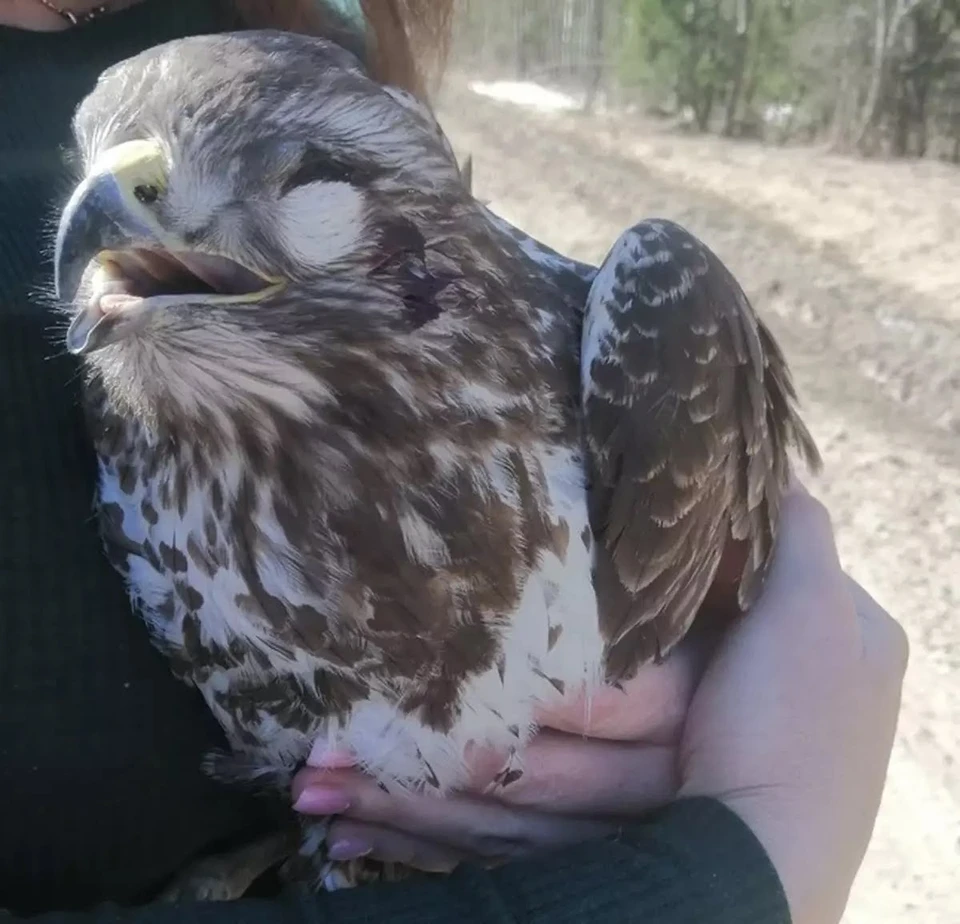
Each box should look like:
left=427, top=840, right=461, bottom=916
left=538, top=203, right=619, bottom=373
left=92, top=138, right=169, bottom=201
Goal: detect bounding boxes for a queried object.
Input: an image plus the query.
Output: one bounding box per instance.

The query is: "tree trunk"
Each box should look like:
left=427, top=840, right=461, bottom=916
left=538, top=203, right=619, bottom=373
left=584, top=0, right=607, bottom=113
left=915, top=66, right=934, bottom=158
left=723, top=0, right=752, bottom=136
left=514, top=0, right=538, bottom=79
left=854, top=0, right=919, bottom=151
left=892, top=71, right=911, bottom=155
left=739, top=3, right=768, bottom=122
left=696, top=84, right=716, bottom=131
left=854, top=0, right=891, bottom=149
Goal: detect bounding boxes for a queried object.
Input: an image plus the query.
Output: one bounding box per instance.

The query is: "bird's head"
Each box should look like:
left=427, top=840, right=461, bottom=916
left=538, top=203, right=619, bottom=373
left=54, top=31, right=470, bottom=365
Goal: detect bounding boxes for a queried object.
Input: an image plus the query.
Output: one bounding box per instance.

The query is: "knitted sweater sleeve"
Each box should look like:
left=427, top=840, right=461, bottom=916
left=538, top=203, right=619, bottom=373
left=17, top=798, right=790, bottom=924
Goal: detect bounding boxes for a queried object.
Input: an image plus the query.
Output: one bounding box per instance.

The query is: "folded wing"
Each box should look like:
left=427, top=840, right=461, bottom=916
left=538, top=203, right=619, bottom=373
left=581, top=220, right=820, bottom=681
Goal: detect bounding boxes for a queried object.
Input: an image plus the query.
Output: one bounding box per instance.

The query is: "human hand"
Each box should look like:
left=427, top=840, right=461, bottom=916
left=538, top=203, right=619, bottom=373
left=0, top=1, right=142, bottom=32
left=679, top=482, right=908, bottom=924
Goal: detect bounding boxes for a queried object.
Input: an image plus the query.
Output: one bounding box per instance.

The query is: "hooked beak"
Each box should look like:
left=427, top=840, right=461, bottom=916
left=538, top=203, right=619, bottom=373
left=56, top=138, right=282, bottom=356
left=56, top=139, right=168, bottom=303
left=56, top=139, right=169, bottom=354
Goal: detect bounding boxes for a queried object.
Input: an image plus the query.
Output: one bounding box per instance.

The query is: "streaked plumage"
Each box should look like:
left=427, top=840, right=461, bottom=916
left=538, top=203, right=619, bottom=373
left=52, top=31, right=820, bottom=898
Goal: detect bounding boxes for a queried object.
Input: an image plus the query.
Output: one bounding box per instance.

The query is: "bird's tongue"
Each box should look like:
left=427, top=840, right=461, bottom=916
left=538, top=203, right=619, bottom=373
left=66, top=301, right=112, bottom=355
left=99, top=293, right=142, bottom=314
left=65, top=292, right=140, bottom=355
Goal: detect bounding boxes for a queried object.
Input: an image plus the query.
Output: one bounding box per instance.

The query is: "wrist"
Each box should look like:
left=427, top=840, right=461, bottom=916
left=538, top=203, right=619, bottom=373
left=632, top=796, right=791, bottom=923
left=716, top=790, right=852, bottom=924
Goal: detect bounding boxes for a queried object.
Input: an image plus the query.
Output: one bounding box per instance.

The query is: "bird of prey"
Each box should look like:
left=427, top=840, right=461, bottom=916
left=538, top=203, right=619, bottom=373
left=53, top=31, right=820, bottom=899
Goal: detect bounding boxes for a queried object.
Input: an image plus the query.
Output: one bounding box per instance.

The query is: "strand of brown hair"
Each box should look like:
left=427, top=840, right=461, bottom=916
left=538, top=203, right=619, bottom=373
left=225, top=0, right=454, bottom=102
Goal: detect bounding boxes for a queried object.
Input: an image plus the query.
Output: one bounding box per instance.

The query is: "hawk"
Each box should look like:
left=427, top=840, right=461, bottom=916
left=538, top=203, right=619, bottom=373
left=53, top=31, right=820, bottom=899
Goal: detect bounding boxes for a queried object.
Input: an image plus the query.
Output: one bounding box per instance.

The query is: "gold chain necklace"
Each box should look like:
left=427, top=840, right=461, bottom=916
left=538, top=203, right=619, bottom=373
left=35, top=0, right=114, bottom=26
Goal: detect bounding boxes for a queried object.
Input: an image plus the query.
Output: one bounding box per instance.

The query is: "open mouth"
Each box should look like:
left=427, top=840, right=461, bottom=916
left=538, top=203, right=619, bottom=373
left=66, top=248, right=282, bottom=355
left=92, top=248, right=275, bottom=313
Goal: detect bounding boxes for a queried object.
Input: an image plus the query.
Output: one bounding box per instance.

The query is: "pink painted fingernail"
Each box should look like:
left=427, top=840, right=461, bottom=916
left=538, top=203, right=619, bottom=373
left=328, top=839, right=373, bottom=862
left=292, top=787, right=351, bottom=815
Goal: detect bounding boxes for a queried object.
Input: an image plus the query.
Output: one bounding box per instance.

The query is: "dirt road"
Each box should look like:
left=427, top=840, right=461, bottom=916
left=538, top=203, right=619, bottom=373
left=436, top=79, right=960, bottom=924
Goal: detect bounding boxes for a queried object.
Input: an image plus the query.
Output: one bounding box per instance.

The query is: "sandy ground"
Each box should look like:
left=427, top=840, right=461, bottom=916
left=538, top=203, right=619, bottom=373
left=436, top=78, right=960, bottom=924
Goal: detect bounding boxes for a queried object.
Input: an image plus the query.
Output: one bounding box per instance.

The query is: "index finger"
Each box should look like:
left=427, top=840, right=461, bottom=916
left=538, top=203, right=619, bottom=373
left=762, top=479, right=845, bottom=600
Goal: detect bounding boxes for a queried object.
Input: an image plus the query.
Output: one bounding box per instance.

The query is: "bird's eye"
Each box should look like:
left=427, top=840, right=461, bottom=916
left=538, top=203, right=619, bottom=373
left=279, top=144, right=377, bottom=197
left=134, top=184, right=160, bottom=205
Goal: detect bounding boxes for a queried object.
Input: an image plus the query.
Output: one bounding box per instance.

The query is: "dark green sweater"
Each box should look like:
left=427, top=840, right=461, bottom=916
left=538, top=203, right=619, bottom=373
left=0, top=2, right=789, bottom=922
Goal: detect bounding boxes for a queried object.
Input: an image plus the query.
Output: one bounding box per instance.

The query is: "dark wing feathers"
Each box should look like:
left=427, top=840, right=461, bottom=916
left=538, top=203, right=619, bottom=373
left=583, top=220, right=820, bottom=681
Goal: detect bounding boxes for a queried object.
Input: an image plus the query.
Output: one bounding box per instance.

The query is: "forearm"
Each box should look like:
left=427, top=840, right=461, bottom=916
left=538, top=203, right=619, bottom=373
left=12, top=798, right=789, bottom=924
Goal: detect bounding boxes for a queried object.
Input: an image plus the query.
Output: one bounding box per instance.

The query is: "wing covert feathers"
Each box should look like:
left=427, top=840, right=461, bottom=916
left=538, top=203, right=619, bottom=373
left=582, top=219, right=820, bottom=681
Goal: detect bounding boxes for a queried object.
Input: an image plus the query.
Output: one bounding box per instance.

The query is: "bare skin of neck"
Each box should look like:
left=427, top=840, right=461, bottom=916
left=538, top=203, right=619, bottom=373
left=0, top=0, right=142, bottom=31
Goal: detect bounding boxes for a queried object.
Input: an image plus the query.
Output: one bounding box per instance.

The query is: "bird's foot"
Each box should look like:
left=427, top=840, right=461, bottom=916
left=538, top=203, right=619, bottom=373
left=280, top=832, right=411, bottom=892
left=158, top=830, right=295, bottom=903
left=317, top=856, right=412, bottom=890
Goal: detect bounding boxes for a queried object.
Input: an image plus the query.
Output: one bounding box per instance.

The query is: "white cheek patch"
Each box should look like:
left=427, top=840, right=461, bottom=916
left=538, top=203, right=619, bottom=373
left=275, top=181, right=367, bottom=269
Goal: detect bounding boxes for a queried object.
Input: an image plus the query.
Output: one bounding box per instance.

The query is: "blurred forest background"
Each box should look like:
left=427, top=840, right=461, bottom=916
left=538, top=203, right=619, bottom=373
left=452, top=0, right=960, bottom=160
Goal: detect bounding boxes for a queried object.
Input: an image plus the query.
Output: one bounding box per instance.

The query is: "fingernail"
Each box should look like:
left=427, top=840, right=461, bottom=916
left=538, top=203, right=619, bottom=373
left=292, top=787, right=351, bottom=815
left=328, top=839, right=373, bottom=862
